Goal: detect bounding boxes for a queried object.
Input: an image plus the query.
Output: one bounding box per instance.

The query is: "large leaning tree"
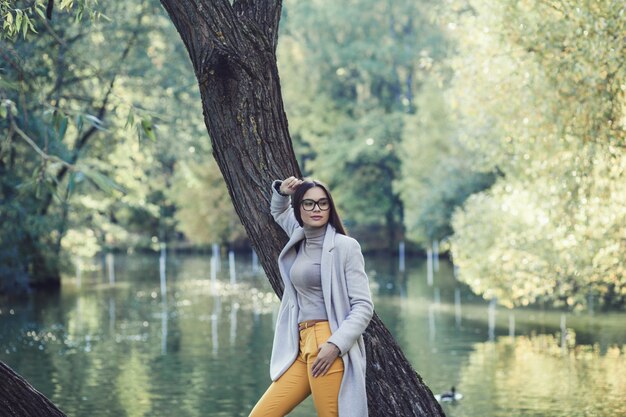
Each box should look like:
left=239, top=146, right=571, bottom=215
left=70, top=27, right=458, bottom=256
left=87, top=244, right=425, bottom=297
left=160, top=0, right=444, bottom=416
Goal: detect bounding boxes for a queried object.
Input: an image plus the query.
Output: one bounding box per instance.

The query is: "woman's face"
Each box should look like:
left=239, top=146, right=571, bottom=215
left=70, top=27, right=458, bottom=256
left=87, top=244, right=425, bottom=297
left=300, top=186, right=331, bottom=228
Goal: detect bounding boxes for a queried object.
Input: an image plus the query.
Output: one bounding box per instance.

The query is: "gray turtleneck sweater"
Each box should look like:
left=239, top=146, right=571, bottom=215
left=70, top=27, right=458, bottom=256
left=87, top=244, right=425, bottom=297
left=289, top=224, right=328, bottom=323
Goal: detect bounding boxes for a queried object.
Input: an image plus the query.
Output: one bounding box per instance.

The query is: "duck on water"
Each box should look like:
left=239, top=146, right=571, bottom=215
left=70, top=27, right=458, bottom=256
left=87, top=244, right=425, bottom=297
left=435, top=386, right=464, bottom=402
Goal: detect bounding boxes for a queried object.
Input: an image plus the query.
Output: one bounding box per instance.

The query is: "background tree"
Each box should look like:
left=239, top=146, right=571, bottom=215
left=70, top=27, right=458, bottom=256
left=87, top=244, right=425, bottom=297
left=1, top=1, right=145, bottom=291
left=1, top=1, right=234, bottom=291
left=394, top=77, right=495, bottom=247
left=168, top=157, right=246, bottom=246
left=445, top=0, right=626, bottom=309
left=277, top=0, right=448, bottom=248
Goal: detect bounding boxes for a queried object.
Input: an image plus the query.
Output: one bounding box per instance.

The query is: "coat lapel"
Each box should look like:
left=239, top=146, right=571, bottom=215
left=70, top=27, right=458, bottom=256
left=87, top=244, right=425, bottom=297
left=278, top=228, right=305, bottom=301
left=320, top=225, right=336, bottom=316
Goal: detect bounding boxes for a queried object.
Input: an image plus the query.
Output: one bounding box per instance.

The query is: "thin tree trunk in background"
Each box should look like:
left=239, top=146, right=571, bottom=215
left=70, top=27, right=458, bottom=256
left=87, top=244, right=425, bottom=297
left=160, top=1, right=444, bottom=415
left=0, top=361, right=67, bottom=417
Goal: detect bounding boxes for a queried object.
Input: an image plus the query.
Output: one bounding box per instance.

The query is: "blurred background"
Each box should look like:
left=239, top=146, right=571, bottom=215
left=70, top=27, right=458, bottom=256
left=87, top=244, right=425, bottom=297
left=0, top=0, right=625, bottom=416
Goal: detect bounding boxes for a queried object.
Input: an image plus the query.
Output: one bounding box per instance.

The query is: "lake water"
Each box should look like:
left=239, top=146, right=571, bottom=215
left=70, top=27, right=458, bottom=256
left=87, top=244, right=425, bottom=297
left=1, top=253, right=625, bottom=417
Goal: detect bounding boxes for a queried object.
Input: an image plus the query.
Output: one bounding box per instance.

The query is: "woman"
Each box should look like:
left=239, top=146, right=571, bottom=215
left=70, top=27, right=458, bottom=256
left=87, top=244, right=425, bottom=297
left=249, top=176, right=374, bottom=417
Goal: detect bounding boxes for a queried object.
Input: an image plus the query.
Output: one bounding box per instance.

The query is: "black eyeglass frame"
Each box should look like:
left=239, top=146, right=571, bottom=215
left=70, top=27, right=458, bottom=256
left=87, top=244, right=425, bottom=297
left=300, top=198, right=331, bottom=211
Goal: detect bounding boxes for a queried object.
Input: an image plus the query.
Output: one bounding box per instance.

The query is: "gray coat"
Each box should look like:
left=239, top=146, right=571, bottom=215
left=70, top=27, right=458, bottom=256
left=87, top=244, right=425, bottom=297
left=269, top=181, right=374, bottom=417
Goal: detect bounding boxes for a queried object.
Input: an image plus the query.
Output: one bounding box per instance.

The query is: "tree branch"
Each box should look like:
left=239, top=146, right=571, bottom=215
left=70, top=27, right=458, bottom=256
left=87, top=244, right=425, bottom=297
left=160, top=0, right=243, bottom=74
left=160, top=0, right=280, bottom=82
left=56, top=22, right=140, bottom=182
left=46, top=0, right=54, bottom=20
left=35, top=17, right=141, bottom=217
left=9, top=118, right=74, bottom=170
left=232, top=0, right=282, bottom=50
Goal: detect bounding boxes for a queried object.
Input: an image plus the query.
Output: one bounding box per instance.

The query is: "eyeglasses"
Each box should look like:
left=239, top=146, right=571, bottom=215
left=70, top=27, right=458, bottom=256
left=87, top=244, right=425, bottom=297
left=301, top=198, right=330, bottom=211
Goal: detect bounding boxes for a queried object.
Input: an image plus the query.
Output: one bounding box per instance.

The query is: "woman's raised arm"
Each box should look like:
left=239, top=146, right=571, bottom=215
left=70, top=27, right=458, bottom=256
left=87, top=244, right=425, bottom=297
left=270, top=176, right=303, bottom=237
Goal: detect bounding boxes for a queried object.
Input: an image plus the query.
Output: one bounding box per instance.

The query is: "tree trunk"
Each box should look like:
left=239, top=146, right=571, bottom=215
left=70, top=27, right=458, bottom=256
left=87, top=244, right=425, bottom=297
left=0, top=361, right=67, bottom=417
left=160, top=1, right=444, bottom=416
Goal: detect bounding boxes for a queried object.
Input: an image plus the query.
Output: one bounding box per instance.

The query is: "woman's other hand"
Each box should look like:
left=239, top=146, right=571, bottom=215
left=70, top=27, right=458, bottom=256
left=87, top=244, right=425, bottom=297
left=279, top=176, right=303, bottom=195
left=311, top=342, right=340, bottom=377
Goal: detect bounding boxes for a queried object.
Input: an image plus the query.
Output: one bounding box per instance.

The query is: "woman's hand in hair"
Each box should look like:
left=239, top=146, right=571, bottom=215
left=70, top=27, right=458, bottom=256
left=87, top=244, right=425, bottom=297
left=279, top=176, right=303, bottom=196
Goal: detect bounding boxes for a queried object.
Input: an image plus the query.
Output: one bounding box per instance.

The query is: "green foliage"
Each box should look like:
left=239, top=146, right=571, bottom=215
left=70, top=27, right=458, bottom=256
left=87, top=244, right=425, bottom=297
left=279, top=0, right=493, bottom=250
left=3, top=0, right=623, bottom=312
left=447, top=0, right=626, bottom=309
left=1, top=0, right=105, bottom=40
left=0, top=1, right=214, bottom=287
left=395, top=78, right=495, bottom=245
left=279, top=0, right=448, bottom=247
left=168, top=159, right=246, bottom=246
left=2, top=3, right=39, bottom=39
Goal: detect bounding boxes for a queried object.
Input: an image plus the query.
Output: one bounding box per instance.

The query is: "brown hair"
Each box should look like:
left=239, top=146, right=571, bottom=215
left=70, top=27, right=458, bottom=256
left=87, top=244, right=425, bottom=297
left=291, top=179, right=347, bottom=235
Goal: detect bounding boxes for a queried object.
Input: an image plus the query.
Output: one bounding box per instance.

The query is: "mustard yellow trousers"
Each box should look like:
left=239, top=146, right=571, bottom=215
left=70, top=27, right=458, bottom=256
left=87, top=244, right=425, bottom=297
left=249, top=321, right=344, bottom=417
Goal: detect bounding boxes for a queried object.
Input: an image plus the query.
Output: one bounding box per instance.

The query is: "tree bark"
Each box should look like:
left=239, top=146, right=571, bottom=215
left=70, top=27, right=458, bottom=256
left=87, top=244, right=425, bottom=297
left=0, top=361, right=67, bottom=417
left=160, top=1, right=445, bottom=416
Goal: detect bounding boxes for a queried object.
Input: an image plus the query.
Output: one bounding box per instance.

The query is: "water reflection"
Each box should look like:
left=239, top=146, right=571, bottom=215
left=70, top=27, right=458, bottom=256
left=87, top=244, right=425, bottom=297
left=508, top=313, right=515, bottom=339
left=161, top=297, right=167, bottom=355
left=230, top=300, right=239, bottom=346
left=428, top=303, right=437, bottom=344
left=447, top=335, right=626, bottom=417
left=455, top=288, right=462, bottom=328
left=0, top=253, right=624, bottom=417
left=212, top=294, right=220, bottom=355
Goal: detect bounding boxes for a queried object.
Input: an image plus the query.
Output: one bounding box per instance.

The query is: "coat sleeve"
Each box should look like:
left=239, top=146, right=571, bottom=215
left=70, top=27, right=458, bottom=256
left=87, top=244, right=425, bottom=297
left=327, top=238, right=374, bottom=355
left=270, top=180, right=300, bottom=237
